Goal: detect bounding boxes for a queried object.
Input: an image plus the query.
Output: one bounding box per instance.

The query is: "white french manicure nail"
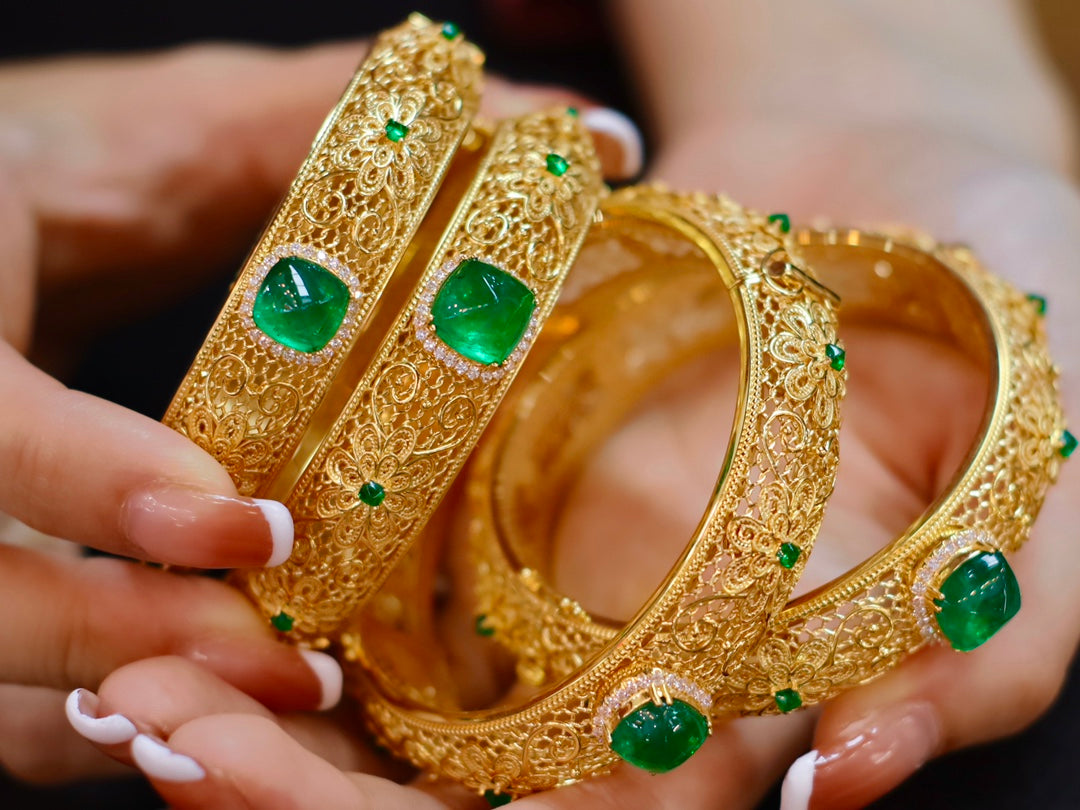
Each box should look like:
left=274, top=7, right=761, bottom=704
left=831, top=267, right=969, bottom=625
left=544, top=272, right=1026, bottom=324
left=255, top=499, right=294, bottom=567
left=300, top=649, right=343, bottom=711
left=582, top=107, right=644, bottom=179
left=131, top=734, right=206, bottom=783
left=780, top=749, right=819, bottom=810
left=65, top=688, right=137, bottom=745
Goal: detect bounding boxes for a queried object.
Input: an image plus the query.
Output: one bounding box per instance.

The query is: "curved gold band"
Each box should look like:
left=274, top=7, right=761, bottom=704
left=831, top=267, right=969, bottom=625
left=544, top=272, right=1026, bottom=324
left=465, top=222, right=1067, bottom=719
left=354, top=186, right=844, bottom=796
left=163, top=15, right=604, bottom=644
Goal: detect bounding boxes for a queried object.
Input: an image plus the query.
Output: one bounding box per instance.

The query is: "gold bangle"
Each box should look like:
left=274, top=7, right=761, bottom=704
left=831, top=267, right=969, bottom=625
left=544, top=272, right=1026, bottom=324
left=162, top=14, right=604, bottom=644
left=353, top=185, right=845, bottom=794
left=465, top=220, right=1068, bottom=721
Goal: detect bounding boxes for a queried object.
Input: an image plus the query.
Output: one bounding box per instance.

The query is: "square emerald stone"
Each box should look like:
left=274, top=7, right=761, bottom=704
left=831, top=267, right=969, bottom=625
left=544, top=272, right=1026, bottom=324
left=252, top=256, right=350, bottom=353
left=774, top=689, right=802, bottom=713
left=385, top=119, right=408, bottom=142
left=545, top=153, right=569, bottom=177
left=430, top=259, right=536, bottom=366
left=609, top=699, right=709, bottom=773
left=934, top=550, right=1020, bottom=651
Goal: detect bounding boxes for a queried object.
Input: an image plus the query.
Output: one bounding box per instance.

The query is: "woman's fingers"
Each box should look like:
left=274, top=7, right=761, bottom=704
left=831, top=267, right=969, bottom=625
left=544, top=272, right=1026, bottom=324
left=0, top=545, right=340, bottom=709
left=779, top=466, right=1080, bottom=810
left=0, top=685, right=130, bottom=783
left=1, top=42, right=641, bottom=297
left=127, top=714, right=443, bottom=810
left=74, top=655, right=387, bottom=777
left=0, top=341, right=292, bottom=565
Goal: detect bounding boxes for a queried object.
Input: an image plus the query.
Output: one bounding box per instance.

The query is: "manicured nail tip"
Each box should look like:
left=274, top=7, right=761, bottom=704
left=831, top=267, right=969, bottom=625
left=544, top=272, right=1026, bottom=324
left=780, top=749, right=819, bottom=810
left=255, top=499, right=294, bottom=566
left=582, top=107, right=644, bottom=178
left=131, top=734, right=206, bottom=783
left=300, top=649, right=343, bottom=711
left=65, top=689, right=137, bottom=745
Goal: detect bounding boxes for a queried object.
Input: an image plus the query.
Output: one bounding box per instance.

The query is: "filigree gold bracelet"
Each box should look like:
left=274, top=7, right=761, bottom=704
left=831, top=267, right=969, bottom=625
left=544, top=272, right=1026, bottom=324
left=458, top=220, right=1068, bottom=775
left=162, top=14, right=603, bottom=643
left=352, top=186, right=845, bottom=796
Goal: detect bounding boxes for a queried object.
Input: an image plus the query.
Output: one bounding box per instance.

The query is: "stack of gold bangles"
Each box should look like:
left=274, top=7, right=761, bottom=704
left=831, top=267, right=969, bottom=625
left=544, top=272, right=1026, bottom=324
left=164, top=15, right=1072, bottom=803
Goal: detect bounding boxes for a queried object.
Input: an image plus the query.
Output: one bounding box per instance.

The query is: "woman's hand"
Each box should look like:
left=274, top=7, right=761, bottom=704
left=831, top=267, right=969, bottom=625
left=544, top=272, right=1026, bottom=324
left=0, top=40, right=642, bottom=784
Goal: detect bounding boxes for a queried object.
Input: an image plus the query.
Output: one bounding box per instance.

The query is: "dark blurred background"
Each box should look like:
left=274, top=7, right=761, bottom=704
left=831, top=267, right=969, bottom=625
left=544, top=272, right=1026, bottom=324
left=1, top=1, right=1077, bottom=808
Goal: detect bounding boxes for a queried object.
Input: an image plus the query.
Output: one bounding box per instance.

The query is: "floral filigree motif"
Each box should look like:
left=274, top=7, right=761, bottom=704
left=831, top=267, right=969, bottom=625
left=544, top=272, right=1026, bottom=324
left=768, top=301, right=845, bottom=429
left=335, top=89, right=443, bottom=200
left=717, top=637, right=853, bottom=714
left=503, top=138, right=584, bottom=227
left=317, top=423, right=435, bottom=551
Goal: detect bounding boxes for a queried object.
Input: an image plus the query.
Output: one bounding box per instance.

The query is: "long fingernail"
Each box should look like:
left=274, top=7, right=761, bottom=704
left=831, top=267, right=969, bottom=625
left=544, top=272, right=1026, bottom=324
left=65, top=688, right=137, bottom=745
left=300, top=649, right=343, bottom=711
left=131, top=734, right=206, bottom=783
left=779, top=749, right=818, bottom=810
left=122, top=484, right=294, bottom=568
left=798, top=701, right=942, bottom=810
left=582, top=107, right=644, bottom=180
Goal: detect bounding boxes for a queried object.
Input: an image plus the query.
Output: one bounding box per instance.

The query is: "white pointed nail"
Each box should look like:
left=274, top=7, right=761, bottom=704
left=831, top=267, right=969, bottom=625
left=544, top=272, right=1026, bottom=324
left=780, top=749, right=819, bottom=810
left=65, top=688, right=137, bottom=745
left=582, top=107, right=644, bottom=179
left=255, top=499, right=294, bottom=567
left=300, top=649, right=343, bottom=711
left=131, top=734, right=206, bottom=783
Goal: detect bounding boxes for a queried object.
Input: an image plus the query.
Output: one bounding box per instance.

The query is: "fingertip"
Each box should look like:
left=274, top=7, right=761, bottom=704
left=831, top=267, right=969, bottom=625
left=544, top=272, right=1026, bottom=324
left=131, top=734, right=206, bottom=783
left=65, top=688, right=138, bottom=746
left=254, top=499, right=295, bottom=567
left=298, top=649, right=343, bottom=711
left=582, top=107, right=645, bottom=180
left=779, top=749, right=818, bottom=810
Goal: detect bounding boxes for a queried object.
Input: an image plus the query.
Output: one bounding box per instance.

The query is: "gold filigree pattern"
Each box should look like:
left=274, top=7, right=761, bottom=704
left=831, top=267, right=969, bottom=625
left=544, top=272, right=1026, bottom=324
left=238, top=109, right=604, bottom=640
left=163, top=16, right=484, bottom=495
left=357, top=187, right=844, bottom=797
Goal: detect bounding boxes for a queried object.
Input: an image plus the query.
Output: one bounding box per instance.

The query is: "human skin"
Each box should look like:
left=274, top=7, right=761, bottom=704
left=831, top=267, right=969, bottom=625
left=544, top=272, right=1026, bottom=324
left=0, top=41, right=638, bottom=785
left=4, top=2, right=1079, bottom=808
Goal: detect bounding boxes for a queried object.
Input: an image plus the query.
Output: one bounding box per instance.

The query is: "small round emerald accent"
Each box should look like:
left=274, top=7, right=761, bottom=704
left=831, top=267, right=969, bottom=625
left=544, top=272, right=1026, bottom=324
left=271, top=612, right=294, bottom=633
left=440, top=21, right=460, bottom=39
left=1060, top=429, right=1077, bottom=459
left=609, top=699, right=709, bottom=773
left=768, top=212, right=791, bottom=234
left=566, top=106, right=579, bottom=117
left=359, top=481, right=386, bottom=507
left=1026, top=293, right=1048, bottom=316
left=774, top=689, right=802, bottom=713
left=385, top=119, right=409, bottom=142
left=545, top=153, right=569, bottom=177
left=484, top=791, right=511, bottom=807
left=777, top=542, right=802, bottom=569
left=474, top=614, right=495, bottom=637
left=252, top=256, right=350, bottom=353
left=934, top=550, right=1020, bottom=651
left=825, top=343, right=846, bottom=371
left=431, top=259, right=536, bottom=365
